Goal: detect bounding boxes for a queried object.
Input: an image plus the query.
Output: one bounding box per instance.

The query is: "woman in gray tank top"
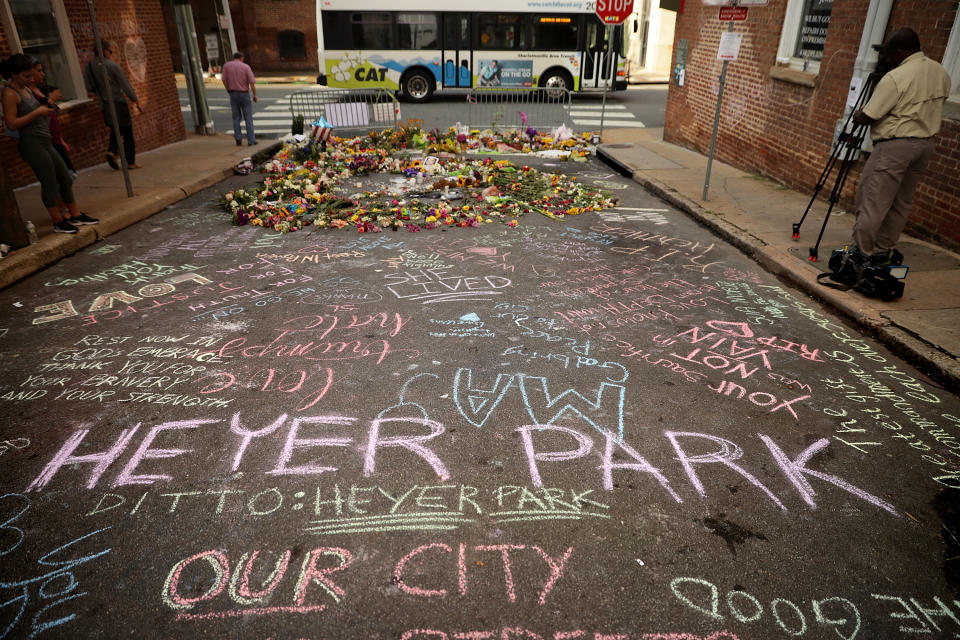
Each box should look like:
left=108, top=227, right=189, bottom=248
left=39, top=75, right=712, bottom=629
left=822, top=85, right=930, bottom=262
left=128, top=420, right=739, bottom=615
left=1, top=54, right=97, bottom=234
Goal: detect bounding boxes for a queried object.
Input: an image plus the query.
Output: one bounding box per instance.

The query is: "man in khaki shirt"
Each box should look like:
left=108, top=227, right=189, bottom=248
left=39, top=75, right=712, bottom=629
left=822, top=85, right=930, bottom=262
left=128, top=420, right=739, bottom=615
left=851, top=28, right=951, bottom=263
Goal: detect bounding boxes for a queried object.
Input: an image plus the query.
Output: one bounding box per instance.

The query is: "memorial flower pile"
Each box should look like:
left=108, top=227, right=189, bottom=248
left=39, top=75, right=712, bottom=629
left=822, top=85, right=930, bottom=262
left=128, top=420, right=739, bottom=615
left=219, top=125, right=615, bottom=233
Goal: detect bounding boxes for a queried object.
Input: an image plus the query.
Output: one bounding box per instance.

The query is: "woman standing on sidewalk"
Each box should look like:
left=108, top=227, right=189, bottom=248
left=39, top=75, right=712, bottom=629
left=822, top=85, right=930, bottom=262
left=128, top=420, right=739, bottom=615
left=1, top=54, right=97, bottom=234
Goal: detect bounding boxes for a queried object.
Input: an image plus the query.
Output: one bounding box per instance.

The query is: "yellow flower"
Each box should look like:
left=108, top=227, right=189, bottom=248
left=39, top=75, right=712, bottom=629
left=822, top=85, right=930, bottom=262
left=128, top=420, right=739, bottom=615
left=425, top=215, right=437, bottom=223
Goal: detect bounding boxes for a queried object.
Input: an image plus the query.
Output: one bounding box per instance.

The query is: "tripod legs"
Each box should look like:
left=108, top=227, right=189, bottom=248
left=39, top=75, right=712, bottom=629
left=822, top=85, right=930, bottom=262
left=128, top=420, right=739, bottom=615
left=791, top=71, right=880, bottom=256
left=807, top=125, right=867, bottom=261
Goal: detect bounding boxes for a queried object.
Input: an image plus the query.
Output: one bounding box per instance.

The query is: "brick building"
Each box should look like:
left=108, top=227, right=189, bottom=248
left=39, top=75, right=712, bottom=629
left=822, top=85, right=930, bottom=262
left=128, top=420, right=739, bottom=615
left=163, top=0, right=318, bottom=74
left=664, top=1, right=960, bottom=249
left=1, top=0, right=185, bottom=188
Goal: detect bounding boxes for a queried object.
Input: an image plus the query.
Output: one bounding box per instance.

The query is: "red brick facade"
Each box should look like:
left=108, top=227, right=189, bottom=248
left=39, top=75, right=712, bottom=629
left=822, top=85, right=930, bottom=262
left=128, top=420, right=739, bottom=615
left=664, top=1, right=960, bottom=250
left=1, top=0, right=185, bottom=189
left=231, top=0, right=318, bottom=72
left=163, top=0, right=318, bottom=74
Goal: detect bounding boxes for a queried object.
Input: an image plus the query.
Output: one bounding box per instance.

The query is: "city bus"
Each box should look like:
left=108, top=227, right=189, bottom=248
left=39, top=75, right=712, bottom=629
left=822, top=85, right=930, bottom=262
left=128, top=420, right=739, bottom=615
left=316, top=0, right=628, bottom=102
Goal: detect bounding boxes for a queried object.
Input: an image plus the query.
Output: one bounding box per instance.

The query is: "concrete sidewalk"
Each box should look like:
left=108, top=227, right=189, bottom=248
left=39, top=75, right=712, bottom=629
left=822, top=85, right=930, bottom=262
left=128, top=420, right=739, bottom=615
left=599, top=128, right=960, bottom=388
left=1, top=133, right=278, bottom=290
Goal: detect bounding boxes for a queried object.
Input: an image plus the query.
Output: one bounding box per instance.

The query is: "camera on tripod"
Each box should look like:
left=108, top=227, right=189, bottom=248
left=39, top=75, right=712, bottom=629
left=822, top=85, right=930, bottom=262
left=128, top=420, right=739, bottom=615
left=791, top=42, right=896, bottom=260
left=871, top=43, right=893, bottom=78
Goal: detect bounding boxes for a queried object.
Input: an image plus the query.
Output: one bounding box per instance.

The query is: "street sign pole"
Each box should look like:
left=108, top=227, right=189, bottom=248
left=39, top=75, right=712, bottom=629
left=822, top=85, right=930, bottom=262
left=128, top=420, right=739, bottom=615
left=600, top=24, right=614, bottom=138
left=702, top=3, right=737, bottom=201
left=594, top=0, right=633, bottom=140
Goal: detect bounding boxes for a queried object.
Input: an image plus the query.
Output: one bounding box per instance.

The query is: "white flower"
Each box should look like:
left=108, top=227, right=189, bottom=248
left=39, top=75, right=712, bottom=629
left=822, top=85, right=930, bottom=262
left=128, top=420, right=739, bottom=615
left=305, top=184, right=318, bottom=194
left=224, top=193, right=234, bottom=202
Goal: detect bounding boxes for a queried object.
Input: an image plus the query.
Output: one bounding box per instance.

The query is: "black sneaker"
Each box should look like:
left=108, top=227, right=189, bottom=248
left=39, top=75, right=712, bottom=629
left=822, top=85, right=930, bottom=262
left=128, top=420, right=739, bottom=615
left=53, top=220, right=78, bottom=234
left=72, top=213, right=99, bottom=225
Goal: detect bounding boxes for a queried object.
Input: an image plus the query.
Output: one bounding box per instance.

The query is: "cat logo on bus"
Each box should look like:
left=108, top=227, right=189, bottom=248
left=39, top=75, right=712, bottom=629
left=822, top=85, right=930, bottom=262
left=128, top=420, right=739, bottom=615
left=355, top=66, right=387, bottom=82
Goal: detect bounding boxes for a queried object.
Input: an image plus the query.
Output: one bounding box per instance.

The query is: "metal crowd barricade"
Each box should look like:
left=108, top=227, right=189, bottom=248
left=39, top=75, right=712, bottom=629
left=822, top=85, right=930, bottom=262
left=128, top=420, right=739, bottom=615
left=288, top=88, right=401, bottom=135
left=466, top=87, right=571, bottom=132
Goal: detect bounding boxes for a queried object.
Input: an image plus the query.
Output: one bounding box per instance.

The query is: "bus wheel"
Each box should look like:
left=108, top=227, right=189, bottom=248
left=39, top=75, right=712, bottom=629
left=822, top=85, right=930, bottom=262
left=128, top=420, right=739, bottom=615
left=402, top=70, right=434, bottom=103
left=539, top=71, right=572, bottom=100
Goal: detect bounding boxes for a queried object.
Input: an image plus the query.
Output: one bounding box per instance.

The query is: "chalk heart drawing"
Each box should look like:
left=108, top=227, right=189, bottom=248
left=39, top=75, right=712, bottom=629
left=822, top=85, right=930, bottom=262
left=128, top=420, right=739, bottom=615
left=124, top=36, right=147, bottom=83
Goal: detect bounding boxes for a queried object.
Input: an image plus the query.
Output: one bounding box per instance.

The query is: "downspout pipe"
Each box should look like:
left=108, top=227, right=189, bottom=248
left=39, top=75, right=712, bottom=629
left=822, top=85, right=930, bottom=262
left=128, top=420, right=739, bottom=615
left=848, top=0, right=893, bottom=115
left=837, top=0, right=893, bottom=151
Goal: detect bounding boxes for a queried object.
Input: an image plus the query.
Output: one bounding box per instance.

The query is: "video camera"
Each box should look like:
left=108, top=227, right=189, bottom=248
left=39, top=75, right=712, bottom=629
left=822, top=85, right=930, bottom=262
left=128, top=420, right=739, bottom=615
left=871, top=43, right=892, bottom=78
left=822, top=246, right=908, bottom=300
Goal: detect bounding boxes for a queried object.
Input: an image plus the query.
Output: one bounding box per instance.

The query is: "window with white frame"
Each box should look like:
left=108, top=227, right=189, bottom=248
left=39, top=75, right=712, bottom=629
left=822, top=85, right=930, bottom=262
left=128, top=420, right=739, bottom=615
left=944, top=7, right=960, bottom=103
left=776, top=0, right=834, bottom=71
left=1, top=0, right=86, bottom=102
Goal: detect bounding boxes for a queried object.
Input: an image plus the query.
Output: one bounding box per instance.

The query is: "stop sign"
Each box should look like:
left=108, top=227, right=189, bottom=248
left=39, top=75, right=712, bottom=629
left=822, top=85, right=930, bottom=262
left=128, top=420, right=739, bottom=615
left=595, top=0, right=634, bottom=24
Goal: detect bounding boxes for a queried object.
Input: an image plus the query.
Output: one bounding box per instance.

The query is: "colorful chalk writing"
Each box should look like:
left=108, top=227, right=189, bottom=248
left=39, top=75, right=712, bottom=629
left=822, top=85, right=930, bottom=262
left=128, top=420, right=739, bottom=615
left=0, top=494, right=112, bottom=639
left=385, top=269, right=513, bottom=304
left=670, top=576, right=960, bottom=639
left=1, top=156, right=958, bottom=640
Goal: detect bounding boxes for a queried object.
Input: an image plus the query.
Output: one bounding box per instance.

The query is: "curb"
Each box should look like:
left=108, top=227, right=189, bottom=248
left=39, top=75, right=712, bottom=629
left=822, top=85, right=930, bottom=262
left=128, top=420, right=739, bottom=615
left=0, top=141, right=284, bottom=291
left=597, top=146, right=960, bottom=391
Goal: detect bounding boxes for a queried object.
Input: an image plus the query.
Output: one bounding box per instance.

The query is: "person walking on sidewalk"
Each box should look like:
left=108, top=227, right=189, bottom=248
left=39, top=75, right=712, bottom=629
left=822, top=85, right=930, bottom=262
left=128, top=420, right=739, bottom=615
left=851, top=27, right=951, bottom=264
left=222, top=52, right=258, bottom=146
left=84, top=41, right=142, bottom=170
left=1, top=54, right=97, bottom=234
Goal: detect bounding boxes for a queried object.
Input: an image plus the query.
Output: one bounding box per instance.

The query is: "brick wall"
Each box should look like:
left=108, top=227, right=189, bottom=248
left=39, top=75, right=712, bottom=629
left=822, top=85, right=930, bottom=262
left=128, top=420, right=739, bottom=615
left=231, top=0, right=318, bottom=72
left=162, top=1, right=318, bottom=74
left=1, top=0, right=185, bottom=189
left=664, top=0, right=960, bottom=250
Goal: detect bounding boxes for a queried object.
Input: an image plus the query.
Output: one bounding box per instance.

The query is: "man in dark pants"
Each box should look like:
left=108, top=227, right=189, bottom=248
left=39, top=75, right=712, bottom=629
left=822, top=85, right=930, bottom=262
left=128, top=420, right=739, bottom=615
left=84, top=41, right=142, bottom=169
left=221, top=52, right=258, bottom=146
left=851, top=28, right=951, bottom=264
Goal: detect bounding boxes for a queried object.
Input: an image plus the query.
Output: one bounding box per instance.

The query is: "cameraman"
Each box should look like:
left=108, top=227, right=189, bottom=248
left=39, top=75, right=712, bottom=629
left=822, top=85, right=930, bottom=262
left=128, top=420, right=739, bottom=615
left=851, top=28, right=951, bottom=265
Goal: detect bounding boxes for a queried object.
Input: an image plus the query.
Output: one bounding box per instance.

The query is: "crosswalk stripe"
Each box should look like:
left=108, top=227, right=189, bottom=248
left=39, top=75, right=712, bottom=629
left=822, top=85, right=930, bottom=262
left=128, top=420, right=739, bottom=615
left=569, top=104, right=628, bottom=110
left=572, top=119, right=645, bottom=127
left=569, top=111, right=637, bottom=118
